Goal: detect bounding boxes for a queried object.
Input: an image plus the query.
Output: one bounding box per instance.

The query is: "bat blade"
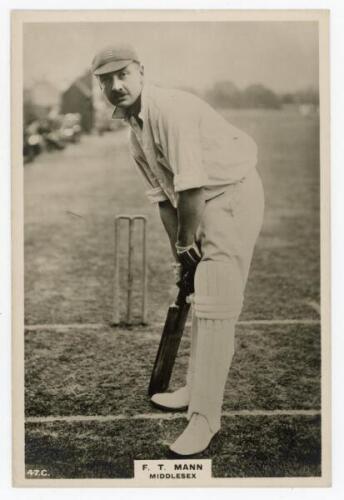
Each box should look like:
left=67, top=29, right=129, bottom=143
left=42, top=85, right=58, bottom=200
left=148, top=290, right=190, bottom=396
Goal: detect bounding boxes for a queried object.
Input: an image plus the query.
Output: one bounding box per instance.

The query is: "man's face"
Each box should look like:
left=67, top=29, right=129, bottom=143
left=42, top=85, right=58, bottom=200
left=98, top=62, right=144, bottom=108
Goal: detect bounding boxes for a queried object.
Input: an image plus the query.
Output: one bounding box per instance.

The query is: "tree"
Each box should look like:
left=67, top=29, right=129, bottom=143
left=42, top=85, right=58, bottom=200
left=205, top=81, right=281, bottom=109
left=205, top=81, right=242, bottom=108
left=293, top=87, right=319, bottom=105
left=243, top=84, right=281, bottom=109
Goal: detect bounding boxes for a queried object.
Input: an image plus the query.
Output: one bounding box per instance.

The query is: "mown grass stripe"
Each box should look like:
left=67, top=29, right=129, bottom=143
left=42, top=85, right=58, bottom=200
left=24, top=319, right=320, bottom=332
left=26, top=409, right=320, bottom=424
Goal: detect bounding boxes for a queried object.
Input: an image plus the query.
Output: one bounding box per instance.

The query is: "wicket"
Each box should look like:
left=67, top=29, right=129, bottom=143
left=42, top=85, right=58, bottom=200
left=112, top=215, right=148, bottom=326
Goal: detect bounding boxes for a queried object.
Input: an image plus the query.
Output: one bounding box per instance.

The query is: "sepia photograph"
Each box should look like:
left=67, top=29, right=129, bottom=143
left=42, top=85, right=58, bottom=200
left=11, top=9, right=330, bottom=487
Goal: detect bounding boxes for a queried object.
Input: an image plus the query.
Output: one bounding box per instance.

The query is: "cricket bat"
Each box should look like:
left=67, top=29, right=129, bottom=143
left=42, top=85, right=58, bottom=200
left=148, top=288, right=191, bottom=396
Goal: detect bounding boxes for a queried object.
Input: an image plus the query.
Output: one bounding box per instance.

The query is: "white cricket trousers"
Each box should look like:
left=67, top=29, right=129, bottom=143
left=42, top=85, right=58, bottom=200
left=186, top=167, right=264, bottom=433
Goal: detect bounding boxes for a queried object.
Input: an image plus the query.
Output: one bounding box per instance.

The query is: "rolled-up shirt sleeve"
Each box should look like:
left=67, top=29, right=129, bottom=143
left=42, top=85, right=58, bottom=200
left=157, top=102, right=208, bottom=192
left=145, top=186, right=168, bottom=204
left=129, top=130, right=168, bottom=204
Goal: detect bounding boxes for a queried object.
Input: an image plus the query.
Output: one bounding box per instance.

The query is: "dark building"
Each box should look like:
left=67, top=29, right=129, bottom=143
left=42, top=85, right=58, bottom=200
left=61, top=72, right=93, bottom=132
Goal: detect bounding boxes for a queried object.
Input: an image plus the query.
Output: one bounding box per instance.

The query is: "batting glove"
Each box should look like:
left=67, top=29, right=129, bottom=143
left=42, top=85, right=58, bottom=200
left=177, top=269, right=196, bottom=296
left=175, top=242, right=202, bottom=271
left=171, top=262, right=182, bottom=285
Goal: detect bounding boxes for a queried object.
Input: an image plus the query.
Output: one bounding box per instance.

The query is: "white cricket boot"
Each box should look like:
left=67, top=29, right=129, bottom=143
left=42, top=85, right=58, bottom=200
left=151, top=386, right=190, bottom=410
left=169, top=413, right=216, bottom=456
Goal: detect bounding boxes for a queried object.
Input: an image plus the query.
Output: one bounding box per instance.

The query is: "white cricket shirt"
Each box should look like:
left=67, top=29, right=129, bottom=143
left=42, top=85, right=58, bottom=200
left=113, top=83, right=258, bottom=207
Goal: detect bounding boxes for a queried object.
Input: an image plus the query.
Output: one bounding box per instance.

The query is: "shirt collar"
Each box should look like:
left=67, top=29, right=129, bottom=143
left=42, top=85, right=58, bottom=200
left=112, top=84, right=148, bottom=121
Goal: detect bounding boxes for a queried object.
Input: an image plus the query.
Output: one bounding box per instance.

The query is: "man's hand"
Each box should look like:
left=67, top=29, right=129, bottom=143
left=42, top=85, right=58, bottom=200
left=172, top=261, right=196, bottom=296
left=176, top=242, right=202, bottom=295
left=175, top=242, right=202, bottom=271
left=172, top=262, right=182, bottom=284
left=177, top=269, right=197, bottom=296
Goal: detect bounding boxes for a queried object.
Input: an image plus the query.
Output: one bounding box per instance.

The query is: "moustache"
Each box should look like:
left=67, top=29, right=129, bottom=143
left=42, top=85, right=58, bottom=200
left=111, top=92, right=127, bottom=100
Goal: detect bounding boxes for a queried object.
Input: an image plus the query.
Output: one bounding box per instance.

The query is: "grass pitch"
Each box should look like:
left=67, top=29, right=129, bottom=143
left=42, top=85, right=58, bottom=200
left=25, top=415, right=320, bottom=479
left=25, top=324, right=320, bottom=417
left=24, top=108, right=321, bottom=480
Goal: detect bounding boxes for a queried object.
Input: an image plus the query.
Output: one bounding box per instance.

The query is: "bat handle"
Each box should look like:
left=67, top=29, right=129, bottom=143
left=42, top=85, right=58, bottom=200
left=175, top=288, right=189, bottom=307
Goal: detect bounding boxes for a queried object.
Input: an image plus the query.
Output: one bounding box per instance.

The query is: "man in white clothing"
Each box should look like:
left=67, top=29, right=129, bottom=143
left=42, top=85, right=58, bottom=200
left=92, top=44, right=264, bottom=455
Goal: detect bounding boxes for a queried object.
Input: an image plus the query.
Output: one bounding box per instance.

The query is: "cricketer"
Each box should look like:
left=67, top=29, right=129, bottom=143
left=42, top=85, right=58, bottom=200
left=92, top=44, right=264, bottom=456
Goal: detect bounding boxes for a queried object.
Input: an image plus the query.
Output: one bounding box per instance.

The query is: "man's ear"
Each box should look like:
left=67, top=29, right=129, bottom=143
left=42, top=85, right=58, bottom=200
left=139, top=64, right=144, bottom=77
